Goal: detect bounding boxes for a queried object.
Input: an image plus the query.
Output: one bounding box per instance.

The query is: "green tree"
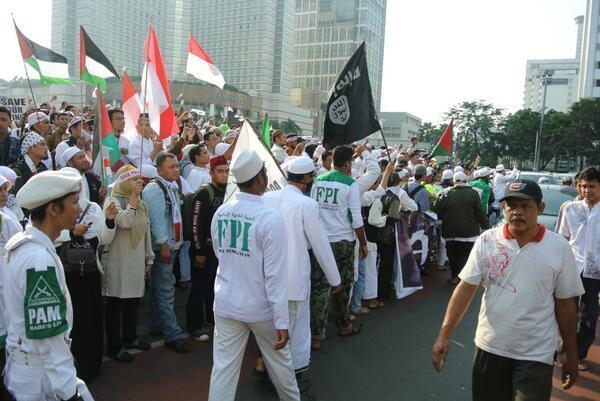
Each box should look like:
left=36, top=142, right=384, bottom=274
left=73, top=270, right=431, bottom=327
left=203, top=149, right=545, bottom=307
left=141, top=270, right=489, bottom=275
left=570, top=98, right=600, bottom=165
left=418, top=122, right=445, bottom=149
left=500, top=109, right=540, bottom=165
left=444, top=100, right=505, bottom=166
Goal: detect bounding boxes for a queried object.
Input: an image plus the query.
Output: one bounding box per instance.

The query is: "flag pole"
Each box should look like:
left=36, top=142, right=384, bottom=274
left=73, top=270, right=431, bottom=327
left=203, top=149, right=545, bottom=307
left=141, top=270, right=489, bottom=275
left=449, top=117, right=455, bottom=169
left=80, top=81, right=84, bottom=108
left=97, top=85, right=107, bottom=188
left=139, top=23, right=152, bottom=176
left=21, top=58, right=38, bottom=111
left=12, top=15, right=38, bottom=110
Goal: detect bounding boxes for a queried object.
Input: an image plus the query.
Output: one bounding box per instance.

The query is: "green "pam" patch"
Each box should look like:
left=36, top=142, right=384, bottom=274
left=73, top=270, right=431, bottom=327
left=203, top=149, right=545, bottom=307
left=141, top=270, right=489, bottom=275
left=24, top=266, right=68, bottom=339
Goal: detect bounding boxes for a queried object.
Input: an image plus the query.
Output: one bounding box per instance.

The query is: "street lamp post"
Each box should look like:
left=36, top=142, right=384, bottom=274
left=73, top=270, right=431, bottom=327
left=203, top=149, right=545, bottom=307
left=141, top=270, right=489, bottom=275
left=533, top=71, right=552, bottom=172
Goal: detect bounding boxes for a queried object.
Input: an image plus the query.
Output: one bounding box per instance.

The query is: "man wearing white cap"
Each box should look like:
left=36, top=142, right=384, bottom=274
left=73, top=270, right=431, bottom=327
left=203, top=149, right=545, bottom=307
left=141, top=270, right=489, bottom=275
left=128, top=114, right=164, bottom=168
left=432, top=172, right=489, bottom=285
left=208, top=149, right=300, bottom=401
left=13, top=132, right=49, bottom=193
left=63, top=146, right=104, bottom=206
left=469, top=167, right=495, bottom=217
left=26, top=111, right=52, bottom=139
left=492, top=163, right=519, bottom=207
left=271, top=130, right=288, bottom=164
left=26, top=111, right=55, bottom=171
left=3, top=170, right=94, bottom=400
left=262, top=156, right=341, bottom=380
left=54, top=116, right=86, bottom=169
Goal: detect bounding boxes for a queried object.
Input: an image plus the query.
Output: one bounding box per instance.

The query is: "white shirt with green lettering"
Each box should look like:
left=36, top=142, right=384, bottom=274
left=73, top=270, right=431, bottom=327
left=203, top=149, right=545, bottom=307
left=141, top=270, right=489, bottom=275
left=3, top=226, right=87, bottom=400
left=211, top=192, right=289, bottom=329
left=311, top=169, right=363, bottom=242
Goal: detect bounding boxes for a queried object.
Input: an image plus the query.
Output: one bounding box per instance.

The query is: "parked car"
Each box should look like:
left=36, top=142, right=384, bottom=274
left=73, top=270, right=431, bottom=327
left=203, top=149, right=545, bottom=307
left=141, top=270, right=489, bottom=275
left=495, top=184, right=577, bottom=231
left=517, top=171, right=558, bottom=185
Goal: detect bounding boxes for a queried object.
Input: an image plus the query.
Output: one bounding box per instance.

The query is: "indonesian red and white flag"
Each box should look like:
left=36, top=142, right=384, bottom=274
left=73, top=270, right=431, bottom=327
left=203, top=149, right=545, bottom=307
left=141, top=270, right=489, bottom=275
left=186, top=35, right=225, bottom=89
left=121, top=71, right=141, bottom=140
left=141, top=26, right=178, bottom=141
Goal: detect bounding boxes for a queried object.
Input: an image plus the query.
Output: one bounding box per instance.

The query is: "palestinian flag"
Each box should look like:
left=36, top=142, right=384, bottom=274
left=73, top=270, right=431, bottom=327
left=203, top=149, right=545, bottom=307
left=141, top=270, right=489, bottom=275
left=13, top=20, right=71, bottom=86
left=92, top=87, right=120, bottom=182
left=80, top=26, right=119, bottom=91
left=430, top=119, right=453, bottom=158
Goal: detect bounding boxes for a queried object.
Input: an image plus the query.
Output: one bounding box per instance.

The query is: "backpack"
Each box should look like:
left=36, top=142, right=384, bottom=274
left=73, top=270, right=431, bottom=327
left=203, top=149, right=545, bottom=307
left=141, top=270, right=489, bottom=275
left=376, top=190, right=399, bottom=245
left=407, top=184, right=425, bottom=200
left=181, top=183, right=214, bottom=241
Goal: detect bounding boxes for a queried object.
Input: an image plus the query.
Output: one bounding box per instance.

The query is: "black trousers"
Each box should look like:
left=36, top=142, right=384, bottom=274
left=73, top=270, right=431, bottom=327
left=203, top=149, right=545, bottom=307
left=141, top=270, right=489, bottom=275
left=186, top=248, right=217, bottom=332
left=65, top=269, right=103, bottom=384
left=578, top=276, right=600, bottom=359
left=377, top=241, right=396, bottom=300
left=445, top=241, right=475, bottom=279
left=472, top=347, right=553, bottom=401
left=105, top=297, right=141, bottom=356
left=0, top=349, right=12, bottom=401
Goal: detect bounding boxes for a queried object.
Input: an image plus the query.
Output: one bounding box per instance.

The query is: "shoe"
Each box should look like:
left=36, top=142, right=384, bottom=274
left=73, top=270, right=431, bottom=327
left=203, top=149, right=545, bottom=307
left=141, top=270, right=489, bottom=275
left=125, top=340, right=151, bottom=351
left=351, top=307, right=370, bottom=315
left=165, top=338, right=191, bottom=353
left=193, top=333, right=210, bottom=342
left=577, top=359, right=588, bottom=371
left=111, top=349, right=135, bottom=363
left=339, top=322, right=362, bottom=337
left=188, top=329, right=210, bottom=342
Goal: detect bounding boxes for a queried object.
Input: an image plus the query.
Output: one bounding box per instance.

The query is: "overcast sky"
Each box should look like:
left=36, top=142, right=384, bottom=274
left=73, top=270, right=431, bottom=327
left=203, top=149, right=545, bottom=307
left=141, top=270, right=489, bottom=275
left=2, top=0, right=587, bottom=123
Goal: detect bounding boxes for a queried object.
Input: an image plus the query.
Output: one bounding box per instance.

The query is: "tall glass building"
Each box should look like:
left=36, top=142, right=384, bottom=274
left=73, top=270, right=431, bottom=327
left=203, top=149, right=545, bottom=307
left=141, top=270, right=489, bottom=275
left=291, top=0, right=387, bottom=111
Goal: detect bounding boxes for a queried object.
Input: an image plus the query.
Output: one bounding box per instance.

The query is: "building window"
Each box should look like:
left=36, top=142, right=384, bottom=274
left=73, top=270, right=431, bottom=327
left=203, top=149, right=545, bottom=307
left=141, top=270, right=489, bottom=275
left=597, top=61, right=600, bottom=69
left=596, top=79, right=600, bottom=87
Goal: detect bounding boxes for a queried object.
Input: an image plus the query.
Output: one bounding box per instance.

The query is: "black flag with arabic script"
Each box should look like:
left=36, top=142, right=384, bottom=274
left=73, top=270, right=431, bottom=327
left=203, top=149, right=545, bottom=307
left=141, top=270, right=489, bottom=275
left=323, top=42, right=381, bottom=149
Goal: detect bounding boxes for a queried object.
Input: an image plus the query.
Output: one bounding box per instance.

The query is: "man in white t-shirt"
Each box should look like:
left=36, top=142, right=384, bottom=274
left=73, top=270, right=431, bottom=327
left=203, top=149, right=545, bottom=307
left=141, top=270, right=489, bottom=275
left=432, top=179, right=583, bottom=401
left=557, top=166, right=600, bottom=372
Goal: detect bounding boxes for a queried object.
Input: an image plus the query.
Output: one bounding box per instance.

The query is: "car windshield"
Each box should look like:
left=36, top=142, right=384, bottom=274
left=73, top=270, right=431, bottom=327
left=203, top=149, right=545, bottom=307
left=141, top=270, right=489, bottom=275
left=519, top=174, right=557, bottom=185
left=541, top=188, right=575, bottom=216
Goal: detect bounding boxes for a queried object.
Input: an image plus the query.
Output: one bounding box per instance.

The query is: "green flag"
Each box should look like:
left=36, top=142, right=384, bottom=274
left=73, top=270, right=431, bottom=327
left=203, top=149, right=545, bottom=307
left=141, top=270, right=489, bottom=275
left=260, top=114, right=270, bottom=148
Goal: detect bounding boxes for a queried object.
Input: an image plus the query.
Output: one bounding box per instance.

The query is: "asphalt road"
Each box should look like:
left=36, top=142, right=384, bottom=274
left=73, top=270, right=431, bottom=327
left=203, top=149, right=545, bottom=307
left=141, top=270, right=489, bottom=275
left=89, top=270, right=599, bottom=401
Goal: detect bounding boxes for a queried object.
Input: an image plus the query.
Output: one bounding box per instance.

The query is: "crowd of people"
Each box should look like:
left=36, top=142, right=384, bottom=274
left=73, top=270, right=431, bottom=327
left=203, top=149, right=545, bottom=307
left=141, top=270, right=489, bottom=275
left=0, top=99, right=597, bottom=401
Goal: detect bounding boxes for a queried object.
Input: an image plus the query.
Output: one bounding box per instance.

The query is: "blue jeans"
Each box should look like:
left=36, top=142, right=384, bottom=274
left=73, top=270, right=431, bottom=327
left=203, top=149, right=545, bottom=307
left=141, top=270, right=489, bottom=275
left=350, top=258, right=367, bottom=312
left=149, top=250, right=183, bottom=342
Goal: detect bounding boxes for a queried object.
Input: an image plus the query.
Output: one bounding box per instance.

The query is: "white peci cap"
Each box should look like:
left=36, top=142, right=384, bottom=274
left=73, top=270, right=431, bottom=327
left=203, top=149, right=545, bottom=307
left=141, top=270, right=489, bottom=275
left=232, top=149, right=264, bottom=184
left=453, top=172, right=468, bottom=182
left=63, top=146, right=84, bottom=165
left=287, top=156, right=315, bottom=175
left=17, top=170, right=82, bottom=210
left=442, top=169, right=454, bottom=180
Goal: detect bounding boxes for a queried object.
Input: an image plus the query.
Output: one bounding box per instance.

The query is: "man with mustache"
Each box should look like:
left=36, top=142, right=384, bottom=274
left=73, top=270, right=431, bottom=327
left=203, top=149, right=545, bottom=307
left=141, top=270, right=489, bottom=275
left=432, top=179, right=584, bottom=401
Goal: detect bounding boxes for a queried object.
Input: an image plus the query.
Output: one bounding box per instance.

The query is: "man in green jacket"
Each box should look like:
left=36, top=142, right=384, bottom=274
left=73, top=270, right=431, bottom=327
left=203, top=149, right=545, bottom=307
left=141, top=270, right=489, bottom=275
left=433, top=172, right=489, bottom=285
left=469, top=167, right=495, bottom=215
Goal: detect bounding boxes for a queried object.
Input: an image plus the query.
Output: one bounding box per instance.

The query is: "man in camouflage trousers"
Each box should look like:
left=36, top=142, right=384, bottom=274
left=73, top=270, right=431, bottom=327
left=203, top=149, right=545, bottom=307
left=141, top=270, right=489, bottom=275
left=310, top=145, right=368, bottom=349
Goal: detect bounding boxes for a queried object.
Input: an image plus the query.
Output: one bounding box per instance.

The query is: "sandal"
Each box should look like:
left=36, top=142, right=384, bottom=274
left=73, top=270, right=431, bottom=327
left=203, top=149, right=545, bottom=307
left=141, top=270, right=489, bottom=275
left=349, top=314, right=358, bottom=322
left=351, top=307, right=370, bottom=315
left=253, top=368, right=267, bottom=377
left=447, top=277, right=460, bottom=285
left=311, top=339, right=321, bottom=351
left=339, top=322, right=362, bottom=337
left=367, top=301, right=384, bottom=309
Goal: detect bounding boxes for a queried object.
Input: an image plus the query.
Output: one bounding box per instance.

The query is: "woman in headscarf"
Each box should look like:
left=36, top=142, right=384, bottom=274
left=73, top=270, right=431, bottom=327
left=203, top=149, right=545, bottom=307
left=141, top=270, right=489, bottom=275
left=56, top=167, right=117, bottom=383
left=0, top=171, right=23, bottom=228
left=102, top=165, right=154, bottom=363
